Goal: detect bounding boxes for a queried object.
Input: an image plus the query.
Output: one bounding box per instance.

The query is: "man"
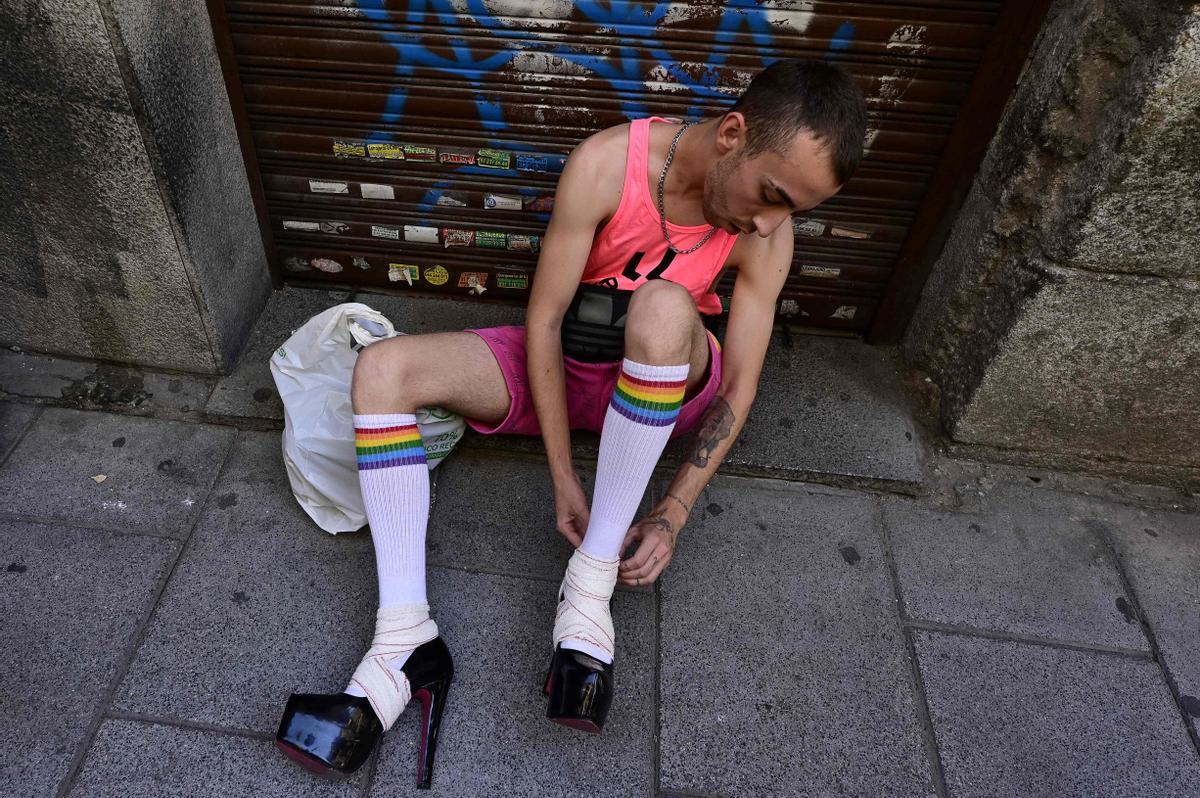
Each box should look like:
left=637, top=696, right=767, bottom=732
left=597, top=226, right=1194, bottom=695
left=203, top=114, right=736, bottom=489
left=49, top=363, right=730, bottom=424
left=275, top=59, right=867, bottom=784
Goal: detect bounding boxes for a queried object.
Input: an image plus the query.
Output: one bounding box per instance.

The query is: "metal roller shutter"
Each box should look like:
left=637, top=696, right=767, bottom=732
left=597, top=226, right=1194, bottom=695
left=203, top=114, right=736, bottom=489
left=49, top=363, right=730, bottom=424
left=207, top=0, right=1034, bottom=335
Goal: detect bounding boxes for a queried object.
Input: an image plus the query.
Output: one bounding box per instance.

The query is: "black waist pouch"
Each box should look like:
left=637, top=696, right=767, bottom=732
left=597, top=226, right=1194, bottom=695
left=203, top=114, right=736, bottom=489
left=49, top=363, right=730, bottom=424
left=560, top=282, right=632, bottom=363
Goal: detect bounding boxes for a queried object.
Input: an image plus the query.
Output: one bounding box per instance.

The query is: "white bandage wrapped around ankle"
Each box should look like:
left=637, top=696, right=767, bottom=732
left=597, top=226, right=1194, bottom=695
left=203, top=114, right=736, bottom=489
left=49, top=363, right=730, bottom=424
left=348, top=603, right=439, bottom=731
left=552, top=549, right=619, bottom=661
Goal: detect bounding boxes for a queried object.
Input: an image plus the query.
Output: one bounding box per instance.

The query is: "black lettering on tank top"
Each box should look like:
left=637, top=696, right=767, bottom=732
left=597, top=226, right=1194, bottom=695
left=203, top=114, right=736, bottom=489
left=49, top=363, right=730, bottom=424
left=620, top=249, right=676, bottom=284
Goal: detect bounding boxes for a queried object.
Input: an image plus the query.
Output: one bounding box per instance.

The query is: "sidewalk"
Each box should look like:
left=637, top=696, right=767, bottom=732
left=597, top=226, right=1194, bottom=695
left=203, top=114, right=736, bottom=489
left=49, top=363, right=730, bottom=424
left=2, top=291, right=1199, bottom=797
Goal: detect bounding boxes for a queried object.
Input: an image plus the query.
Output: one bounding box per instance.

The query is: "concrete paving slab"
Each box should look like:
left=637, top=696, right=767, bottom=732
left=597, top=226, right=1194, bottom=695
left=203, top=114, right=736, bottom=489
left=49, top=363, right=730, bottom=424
left=369, top=567, right=655, bottom=798
left=1101, top=507, right=1200, bottom=737
left=0, top=350, right=216, bottom=414
left=0, top=401, right=39, bottom=463
left=205, top=287, right=351, bottom=421
left=884, top=497, right=1148, bottom=650
left=0, top=349, right=95, bottom=399
left=659, top=477, right=935, bottom=798
left=0, top=408, right=234, bottom=537
left=139, top=372, right=215, bottom=413
left=65, top=719, right=361, bottom=797
left=0, top=520, right=178, bottom=798
left=663, top=332, right=925, bottom=488
left=357, top=291, right=526, bottom=333
left=914, top=630, right=1200, bottom=798
left=963, top=482, right=1200, bottom=735
left=111, top=430, right=378, bottom=732
left=426, top=451, right=653, bottom=582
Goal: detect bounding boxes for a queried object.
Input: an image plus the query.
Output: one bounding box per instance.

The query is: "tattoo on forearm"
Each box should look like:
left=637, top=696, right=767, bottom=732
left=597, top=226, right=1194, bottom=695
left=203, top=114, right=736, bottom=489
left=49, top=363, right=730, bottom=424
left=665, top=491, right=692, bottom=516
left=686, top=396, right=735, bottom=468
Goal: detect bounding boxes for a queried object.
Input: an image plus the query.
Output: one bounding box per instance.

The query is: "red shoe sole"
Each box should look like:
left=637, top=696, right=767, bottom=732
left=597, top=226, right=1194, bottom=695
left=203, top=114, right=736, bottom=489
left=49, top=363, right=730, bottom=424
left=275, top=739, right=344, bottom=779
left=547, top=716, right=602, bottom=734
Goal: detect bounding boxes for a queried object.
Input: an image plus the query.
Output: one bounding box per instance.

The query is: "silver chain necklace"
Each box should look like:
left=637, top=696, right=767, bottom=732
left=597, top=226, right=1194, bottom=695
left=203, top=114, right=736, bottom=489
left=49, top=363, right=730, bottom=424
left=657, top=121, right=717, bottom=255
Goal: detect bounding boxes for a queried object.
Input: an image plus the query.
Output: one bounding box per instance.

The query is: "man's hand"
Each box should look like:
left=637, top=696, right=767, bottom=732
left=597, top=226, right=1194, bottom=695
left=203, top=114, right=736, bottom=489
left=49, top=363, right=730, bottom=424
left=553, top=471, right=590, bottom=548
left=617, top=512, right=680, bottom=587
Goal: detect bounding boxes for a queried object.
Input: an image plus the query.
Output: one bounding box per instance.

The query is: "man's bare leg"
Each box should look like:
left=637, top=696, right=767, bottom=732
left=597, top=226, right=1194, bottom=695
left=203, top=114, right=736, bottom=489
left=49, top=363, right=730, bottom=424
left=552, top=280, right=708, bottom=671
left=352, top=330, right=512, bottom=419
left=341, top=331, right=510, bottom=710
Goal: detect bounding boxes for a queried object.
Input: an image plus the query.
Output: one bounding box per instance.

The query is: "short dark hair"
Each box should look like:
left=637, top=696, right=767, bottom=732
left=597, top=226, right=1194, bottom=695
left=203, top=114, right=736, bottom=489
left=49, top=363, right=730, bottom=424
left=729, top=59, right=867, bottom=185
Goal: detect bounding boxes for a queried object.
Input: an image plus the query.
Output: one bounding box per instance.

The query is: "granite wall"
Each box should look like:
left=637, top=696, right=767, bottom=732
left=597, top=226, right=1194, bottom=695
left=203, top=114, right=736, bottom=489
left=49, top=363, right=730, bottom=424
left=904, top=0, right=1199, bottom=470
left=0, top=0, right=269, bottom=374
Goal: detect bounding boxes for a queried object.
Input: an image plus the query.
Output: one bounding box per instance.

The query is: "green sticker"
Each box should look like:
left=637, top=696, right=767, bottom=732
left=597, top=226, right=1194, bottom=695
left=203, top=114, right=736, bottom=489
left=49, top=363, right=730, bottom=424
left=476, top=148, right=511, bottom=169
left=402, top=144, right=437, bottom=162
left=475, top=230, right=507, bottom=249
left=496, top=273, right=529, bottom=290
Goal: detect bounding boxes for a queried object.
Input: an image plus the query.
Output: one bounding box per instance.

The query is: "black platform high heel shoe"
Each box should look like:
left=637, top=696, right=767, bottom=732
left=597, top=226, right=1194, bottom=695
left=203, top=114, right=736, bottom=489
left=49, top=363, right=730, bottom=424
left=543, top=642, right=614, bottom=733
left=275, top=636, right=453, bottom=788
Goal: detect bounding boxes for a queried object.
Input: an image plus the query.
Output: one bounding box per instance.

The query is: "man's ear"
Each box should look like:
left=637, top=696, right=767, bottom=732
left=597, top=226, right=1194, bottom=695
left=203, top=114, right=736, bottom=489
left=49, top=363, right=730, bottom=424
left=714, top=111, right=748, bottom=157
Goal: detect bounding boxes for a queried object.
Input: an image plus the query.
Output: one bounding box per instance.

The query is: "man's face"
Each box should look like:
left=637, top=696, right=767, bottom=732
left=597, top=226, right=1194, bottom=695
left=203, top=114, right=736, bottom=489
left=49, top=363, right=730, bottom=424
left=701, top=123, right=843, bottom=238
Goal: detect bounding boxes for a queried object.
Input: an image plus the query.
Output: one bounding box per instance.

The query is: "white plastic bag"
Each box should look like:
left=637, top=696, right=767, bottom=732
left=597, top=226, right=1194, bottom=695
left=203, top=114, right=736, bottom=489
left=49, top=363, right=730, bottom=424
left=270, top=302, right=465, bottom=534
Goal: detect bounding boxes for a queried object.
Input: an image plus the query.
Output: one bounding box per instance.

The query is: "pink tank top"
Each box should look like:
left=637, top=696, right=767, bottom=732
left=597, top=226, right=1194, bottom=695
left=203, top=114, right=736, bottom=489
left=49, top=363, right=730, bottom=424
left=580, top=116, right=737, bottom=315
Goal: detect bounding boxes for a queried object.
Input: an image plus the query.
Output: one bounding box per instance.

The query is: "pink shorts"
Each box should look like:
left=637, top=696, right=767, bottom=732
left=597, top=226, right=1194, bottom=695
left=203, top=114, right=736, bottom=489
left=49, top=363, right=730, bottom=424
left=463, top=325, right=723, bottom=440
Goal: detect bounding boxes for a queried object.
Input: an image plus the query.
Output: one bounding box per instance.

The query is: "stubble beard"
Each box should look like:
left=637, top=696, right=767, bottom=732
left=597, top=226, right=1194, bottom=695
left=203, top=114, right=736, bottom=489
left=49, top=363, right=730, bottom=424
left=702, top=151, right=742, bottom=232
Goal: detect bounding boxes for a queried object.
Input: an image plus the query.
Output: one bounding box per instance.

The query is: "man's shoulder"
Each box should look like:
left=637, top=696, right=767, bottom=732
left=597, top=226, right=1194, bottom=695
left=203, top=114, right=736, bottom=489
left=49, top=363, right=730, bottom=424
left=559, top=124, right=631, bottom=223
left=570, top=122, right=630, bottom=169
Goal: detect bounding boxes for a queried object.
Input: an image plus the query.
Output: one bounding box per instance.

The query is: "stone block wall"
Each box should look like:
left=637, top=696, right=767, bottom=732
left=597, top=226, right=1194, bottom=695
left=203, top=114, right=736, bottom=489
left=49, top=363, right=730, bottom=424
left=0, top=0, right=269, bottom=374
left=904, top=0, right=1199, bottom=469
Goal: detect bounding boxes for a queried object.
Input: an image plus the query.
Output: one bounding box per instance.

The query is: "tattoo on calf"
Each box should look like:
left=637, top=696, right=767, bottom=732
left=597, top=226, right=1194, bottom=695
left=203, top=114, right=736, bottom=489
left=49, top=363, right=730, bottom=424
left=686, top=396, right=734, bottom=468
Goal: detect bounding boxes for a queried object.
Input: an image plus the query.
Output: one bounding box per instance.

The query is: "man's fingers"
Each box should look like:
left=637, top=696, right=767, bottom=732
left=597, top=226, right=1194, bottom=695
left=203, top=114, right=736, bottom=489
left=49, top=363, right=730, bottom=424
left=620, top=524, right=644, bottom=558
left=558, top=521, right=583, bottom=548
left=619, top=543, right=670, bottom=581
left=618, top=538, right=653, bottom=572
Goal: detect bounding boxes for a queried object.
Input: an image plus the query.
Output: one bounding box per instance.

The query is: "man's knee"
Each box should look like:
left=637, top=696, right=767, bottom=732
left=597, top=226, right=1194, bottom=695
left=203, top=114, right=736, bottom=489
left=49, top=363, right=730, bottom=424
left=352, top=338, right=410, bottom=404
left=626, top=280, right=697, bottom=359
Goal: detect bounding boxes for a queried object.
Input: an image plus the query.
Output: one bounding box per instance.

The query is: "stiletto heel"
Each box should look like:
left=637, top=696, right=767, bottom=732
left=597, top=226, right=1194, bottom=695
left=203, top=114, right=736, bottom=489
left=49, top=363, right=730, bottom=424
left=408, top=675, right=451, bottom=787
left=544, top=642, right=614, bottom=733
left=276, top=636, right=453, bottom=787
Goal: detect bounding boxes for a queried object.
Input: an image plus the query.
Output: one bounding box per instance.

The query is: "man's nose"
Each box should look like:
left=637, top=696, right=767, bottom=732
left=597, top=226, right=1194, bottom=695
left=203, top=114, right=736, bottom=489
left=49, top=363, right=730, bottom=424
left=751, top=208, right=791, bottom=237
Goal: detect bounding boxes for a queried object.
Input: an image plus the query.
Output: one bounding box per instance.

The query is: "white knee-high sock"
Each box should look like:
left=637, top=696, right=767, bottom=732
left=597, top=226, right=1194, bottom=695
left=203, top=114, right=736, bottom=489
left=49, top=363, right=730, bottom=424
left=560, top=359, right=689, bottom=664
left=344, top=412, right=431, bottom=698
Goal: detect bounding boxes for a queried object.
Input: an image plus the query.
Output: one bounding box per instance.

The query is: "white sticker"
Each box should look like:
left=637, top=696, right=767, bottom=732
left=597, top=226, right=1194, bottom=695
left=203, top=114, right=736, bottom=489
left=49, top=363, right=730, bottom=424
left=404, top=225, right=439, bottom=244
left=282, top=220, right=319, bottom=232
left=360, top=183, right=395, bottom=200
left=831, top=305, right=858, bottom=320
left=793, top=218, right=826, bottom=237
left=484, top=193, right=522, bottom=210
left=371, top=225, right=401, bottom=240
left=436, top=194, right=467, bottom=208
left=309, top=179, right=349, bottom=194
left=800, top=265, right=841, bottom=280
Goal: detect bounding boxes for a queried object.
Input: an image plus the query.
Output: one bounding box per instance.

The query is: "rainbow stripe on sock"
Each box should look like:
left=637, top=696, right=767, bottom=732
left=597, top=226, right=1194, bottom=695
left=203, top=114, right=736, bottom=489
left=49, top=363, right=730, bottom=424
left=610, top=370, right=687, bottom=426
left=355, top=424, right=426, bottom=470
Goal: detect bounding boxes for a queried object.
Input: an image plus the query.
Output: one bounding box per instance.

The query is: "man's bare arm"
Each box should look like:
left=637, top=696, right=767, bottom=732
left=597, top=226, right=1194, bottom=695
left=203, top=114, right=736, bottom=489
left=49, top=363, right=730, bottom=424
left=667, top=228, right=792, bottom=515
left=525, top=129, right=623, bottom=542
